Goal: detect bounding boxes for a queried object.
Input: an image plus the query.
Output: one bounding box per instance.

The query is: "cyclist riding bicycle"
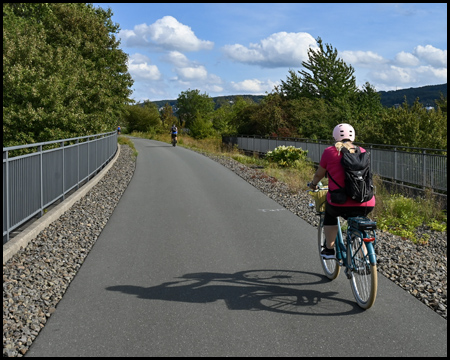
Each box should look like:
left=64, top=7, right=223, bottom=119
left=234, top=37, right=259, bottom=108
left=170, top=124, right=178, bottom=143
left=309, top=124, right=375, bottom=259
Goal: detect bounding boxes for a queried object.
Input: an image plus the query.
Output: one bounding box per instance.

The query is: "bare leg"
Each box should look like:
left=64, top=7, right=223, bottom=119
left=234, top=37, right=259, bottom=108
left=324, top=225, right=339, bottom=249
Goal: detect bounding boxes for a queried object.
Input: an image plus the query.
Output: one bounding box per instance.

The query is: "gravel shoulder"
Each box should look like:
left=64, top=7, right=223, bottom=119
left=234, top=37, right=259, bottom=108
left=2, top=144, right=447, bottom=357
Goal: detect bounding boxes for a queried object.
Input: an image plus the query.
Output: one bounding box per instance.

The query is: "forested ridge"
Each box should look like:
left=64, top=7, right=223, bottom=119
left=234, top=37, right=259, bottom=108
left=378, top=83, right=447, bottom=108
left=151, top=84, right=446, bottom=111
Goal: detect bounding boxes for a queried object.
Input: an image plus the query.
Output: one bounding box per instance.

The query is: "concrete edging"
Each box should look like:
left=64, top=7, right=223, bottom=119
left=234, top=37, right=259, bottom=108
left=3, top=144, right=121, bottom=264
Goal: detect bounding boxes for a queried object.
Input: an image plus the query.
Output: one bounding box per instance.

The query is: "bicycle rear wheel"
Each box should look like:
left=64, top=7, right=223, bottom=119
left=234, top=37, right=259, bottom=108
left=347, top=235, right=377, bottom=309
left=318, top=214, right=340, bottom=280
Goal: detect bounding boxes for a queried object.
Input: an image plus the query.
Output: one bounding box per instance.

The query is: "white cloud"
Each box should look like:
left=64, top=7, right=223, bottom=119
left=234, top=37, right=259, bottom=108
left=414, top=65, right=447, bottom=81
left=371, top=66, right=413, bottom=84
left=129, top=53, right=152, bottom=64
left=163, top=51, right=191, bottom=67
left=119, top=16, right=214, bottom=52
left=341, top=50, right=387, bottom=67
left=222, top=44, right=265, bottom=63
left=413, top=45, right=447, bottom=67
left=176, top=66, right=208, bottom=81
left=208, top=85, right=224, bottom=92
left=370, top=65, right=447, bottom=87
left=162, top=51, right=223, bottom=87
left=394, top=51, right=420, bottom=67
left=222, top=32, right=317, bottom=68
left=356, top=44, right=447, bottom=90
left=230, top=79, right=278, bottom=93
left=127, top=54, right=161, bottom=81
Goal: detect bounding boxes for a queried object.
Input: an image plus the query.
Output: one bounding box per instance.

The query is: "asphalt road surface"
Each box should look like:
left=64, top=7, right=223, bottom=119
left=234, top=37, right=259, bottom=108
left=26, top=138, right=447, bottom=357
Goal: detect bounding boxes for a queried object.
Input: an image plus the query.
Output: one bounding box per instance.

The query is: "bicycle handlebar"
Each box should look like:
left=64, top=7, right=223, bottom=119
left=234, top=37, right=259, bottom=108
left=307, top=182, right=328, bottom=192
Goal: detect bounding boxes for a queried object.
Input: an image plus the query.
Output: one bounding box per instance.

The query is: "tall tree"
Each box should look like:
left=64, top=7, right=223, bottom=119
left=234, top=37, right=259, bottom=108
left=224, top=96, right=255, bottom=135
left=125, top=101, right=161, bottom=133
left=299, top=37, right=357, bottom=103
left=277, top=37, right=358, bottom=106
left=248, top=93, right=291, bottom=137
left=276, top=69, right=303, bottom=101
left=176, top=89, right=215, bottom=128
left=3, top=3, right=133, bottom=147
left=160, top=103, right=177, bottom=128
left=351, top=82, right=386, bottom=144
left=434, top=93, right=447, bottom=115
left=378, top=98, right=447, bottom=149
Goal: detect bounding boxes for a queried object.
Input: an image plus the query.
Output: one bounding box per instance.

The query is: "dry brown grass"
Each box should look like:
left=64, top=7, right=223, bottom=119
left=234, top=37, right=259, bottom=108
left=264, top=165, right=315, bottom=194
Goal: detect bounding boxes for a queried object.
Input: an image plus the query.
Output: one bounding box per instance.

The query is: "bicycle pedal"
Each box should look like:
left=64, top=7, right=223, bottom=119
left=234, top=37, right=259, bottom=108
left=344, top=268, right=352, bottom=279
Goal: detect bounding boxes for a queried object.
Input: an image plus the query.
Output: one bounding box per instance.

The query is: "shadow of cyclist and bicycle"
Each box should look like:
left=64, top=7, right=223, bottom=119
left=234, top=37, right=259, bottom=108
left=106, top=269, right=363, bottom=316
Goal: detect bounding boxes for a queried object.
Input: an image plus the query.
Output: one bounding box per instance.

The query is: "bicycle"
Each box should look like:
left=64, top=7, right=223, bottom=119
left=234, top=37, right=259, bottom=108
left=308, top=183, right=378, bottom=309
left=172, top=136, right=177, bottom=147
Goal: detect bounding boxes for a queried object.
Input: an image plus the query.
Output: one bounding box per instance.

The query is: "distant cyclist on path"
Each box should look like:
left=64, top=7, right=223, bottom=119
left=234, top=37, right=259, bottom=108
left=170, top=124, right=178, bottom=144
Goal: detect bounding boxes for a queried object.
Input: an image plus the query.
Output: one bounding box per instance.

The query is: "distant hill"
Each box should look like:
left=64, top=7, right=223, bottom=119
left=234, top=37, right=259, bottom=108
left=141, top=84, right=447, bottom=110
left=150, top=94, right=265, bottom=110
left=378, top=83, right=447, bottom=108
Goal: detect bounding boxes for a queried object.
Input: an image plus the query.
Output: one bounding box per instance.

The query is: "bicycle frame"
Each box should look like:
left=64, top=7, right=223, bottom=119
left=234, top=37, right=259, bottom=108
left=347, top=226, right=377, bottom=265
left=311, top=185, right=378, bottom=309
left=332, top=217, right=377, bottom=268
left=317, top=205, right=377, bottom=271
left=334, top=218, right=346, bottom=264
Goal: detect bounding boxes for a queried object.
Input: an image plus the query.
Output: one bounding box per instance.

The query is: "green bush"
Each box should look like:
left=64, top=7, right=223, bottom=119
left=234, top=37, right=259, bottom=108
left=266, top=145, right=308, bottom=167
left=189, top=114, right=214, bottom=139
left=377, top=193, right=447, bottom=243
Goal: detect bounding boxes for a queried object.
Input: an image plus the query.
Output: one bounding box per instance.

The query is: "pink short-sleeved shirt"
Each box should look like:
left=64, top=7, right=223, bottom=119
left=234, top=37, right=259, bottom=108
left=319, top=145, right=376, bottom=207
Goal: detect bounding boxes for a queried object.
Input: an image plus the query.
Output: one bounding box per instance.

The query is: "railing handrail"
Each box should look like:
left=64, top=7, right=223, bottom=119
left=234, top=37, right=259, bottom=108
left=3, top=131, right=115, bottom=153
left=235, top=134, right=447, bottom=153
left=223, top=134, right=447, bottom=193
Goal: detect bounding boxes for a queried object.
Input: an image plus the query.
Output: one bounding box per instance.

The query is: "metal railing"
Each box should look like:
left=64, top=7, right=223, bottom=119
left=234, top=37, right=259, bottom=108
left=222, top=135, right=447, bottom=193
left=3, top=131, right=118, bottom=244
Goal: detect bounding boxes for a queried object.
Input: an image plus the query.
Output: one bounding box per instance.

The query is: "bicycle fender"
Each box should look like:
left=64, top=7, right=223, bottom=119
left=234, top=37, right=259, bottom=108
left=364, top=241, right=377, bottom=265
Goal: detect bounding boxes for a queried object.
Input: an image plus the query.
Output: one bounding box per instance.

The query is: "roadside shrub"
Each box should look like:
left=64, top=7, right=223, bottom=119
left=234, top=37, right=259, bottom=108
left=266, top=145, right=308, bottom=167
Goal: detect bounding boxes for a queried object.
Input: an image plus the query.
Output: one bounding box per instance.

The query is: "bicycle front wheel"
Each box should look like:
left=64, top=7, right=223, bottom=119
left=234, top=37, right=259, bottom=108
left=347, top=235, right=377, bottom=309
left=318, top=214, right=340, bottom=280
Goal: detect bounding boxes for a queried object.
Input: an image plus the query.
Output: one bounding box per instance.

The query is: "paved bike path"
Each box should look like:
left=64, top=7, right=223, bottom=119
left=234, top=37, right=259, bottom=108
left=27, top=138, right=446, bottom=357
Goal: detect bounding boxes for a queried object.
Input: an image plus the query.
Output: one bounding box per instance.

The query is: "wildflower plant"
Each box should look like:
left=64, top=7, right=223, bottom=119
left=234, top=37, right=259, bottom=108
left=266, top=145, right=308, bottom=167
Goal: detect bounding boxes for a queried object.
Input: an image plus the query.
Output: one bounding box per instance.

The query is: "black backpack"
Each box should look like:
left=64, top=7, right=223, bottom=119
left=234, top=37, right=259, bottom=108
left=327, top=146, right=374, bottom=203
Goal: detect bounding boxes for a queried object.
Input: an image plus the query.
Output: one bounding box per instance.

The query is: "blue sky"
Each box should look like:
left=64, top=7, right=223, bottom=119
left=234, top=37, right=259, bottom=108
left=93, top=3, right=447, bottom=103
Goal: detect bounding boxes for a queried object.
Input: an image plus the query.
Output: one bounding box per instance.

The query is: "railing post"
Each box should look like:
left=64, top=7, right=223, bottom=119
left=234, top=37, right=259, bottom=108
left=61, top=140, right=65, bottom=200
left=76, top=139, right=80, bottom=190
left=96, top=135, right=98, bottom=173
left=87, top=136, right=90, bottom=180
left=369, top=145, right=373, bottom=172
left=394, top=147, right=397, bottom=181
left=423, top=150, right=426, bottom=190
left=39, top=145, right=43, bottom=217
left=5, top=150, right=10, bottom=242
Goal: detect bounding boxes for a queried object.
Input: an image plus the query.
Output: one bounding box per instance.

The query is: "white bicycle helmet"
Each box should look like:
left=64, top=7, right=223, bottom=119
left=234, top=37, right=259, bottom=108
left=333, top=123, right=355, bottom=142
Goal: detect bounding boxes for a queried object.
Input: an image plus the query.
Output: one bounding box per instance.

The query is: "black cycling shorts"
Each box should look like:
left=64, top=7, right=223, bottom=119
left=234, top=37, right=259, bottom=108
left=171, top=133, right=177, bottom=138
left=323, top=201, right=374, bottom=226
